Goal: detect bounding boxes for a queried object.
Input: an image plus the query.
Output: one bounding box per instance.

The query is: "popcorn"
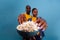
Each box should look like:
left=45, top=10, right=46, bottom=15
left=17, top=21, right=39, bottom=32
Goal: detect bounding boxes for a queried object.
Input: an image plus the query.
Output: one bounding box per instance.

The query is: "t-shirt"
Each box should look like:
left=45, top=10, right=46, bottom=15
left=24, top=13, right=31, bottom=21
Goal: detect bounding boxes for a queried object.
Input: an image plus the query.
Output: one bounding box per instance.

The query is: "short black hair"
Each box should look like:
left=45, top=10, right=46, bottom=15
left=26, top=5, right=31, bottom=9
left=32, top=8, right=37, bottom=13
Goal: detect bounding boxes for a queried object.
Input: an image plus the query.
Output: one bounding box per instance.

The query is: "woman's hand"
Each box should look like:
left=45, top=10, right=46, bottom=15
left=36, top=18, right=47, bottom=31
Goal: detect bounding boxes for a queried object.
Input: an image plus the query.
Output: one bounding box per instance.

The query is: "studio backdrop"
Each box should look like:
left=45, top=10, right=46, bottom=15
left=0, top=0, right=60, bottom=40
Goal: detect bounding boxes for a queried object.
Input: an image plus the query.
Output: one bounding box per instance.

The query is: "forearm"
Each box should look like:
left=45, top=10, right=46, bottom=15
left=41, top=22, right=47, bottom=31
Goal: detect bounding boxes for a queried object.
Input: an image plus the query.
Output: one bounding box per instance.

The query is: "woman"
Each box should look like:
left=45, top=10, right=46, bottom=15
left=28, top=8, right=47, bottom=40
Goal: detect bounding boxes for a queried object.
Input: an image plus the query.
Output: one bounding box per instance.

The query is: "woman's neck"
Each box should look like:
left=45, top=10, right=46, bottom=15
left=33, top=15, right=37, bottom=17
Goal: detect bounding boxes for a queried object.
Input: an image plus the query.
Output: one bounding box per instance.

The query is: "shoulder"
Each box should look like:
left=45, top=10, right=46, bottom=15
left=18, top=12, right=26, bottom=16
left=28, top=18, right=32, bottom=21
left=37, top=17, right=46, bottom=22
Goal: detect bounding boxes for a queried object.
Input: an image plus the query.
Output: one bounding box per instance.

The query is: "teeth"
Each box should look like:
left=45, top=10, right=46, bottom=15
left=17, top=21, right=39, bottom=32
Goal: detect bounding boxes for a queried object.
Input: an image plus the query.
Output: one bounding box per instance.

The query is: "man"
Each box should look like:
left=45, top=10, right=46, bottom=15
left=18, top=5, right=32, bottom=40
left=18, top=5, right=31, bottom=24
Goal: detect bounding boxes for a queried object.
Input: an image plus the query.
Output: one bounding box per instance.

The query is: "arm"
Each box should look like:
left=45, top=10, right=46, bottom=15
left=36, top=17, right=47, bottom=37
left=18, top=14, right=26, bottom=24
left=36, top=17, right=47, bottom=31
left=40, top=20, right=47, bottom=31
left=18, top=14, right=22, bottom=24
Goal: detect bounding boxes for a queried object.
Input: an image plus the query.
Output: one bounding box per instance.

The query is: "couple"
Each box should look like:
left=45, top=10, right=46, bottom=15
left=18, top=5, right=47, bottom=40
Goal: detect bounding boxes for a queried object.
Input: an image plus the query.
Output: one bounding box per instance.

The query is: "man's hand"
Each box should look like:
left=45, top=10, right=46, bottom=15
left=18, top=14, right=27, bottom=24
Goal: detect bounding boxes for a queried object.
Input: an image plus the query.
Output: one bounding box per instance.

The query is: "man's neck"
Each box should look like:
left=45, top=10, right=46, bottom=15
left=26, top=12, right=30, bottom=15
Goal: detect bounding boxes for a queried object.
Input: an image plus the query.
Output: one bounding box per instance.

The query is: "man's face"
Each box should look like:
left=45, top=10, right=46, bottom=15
left=26, top=6, right=31, bottom=13
left=32, top=9, right=38, bottom=17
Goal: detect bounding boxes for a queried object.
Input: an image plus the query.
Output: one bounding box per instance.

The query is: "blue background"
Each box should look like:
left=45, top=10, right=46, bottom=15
left=0, top=0, right=60, bottom=40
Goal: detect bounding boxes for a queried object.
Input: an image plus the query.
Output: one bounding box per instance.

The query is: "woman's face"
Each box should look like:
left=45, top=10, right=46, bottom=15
left=32, top=9, right=38, bottom=17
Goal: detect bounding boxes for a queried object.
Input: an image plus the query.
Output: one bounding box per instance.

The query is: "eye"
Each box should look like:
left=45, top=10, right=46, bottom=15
left=33, top=10, right=38, bottom=13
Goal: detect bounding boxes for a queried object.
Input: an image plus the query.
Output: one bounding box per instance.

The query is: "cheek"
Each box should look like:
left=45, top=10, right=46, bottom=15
left=34, top=12, right=38, bottom=15
left=33, top=12, right=37, bottom=15
left=35, top=13, right=37, bottom=15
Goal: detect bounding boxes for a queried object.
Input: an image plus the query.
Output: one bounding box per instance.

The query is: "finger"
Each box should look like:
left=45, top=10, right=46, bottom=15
left=39, top=20, right=44, bottom=27
left=41, top=23, right=47, bottom=31
left=32, top=36, right=36, bottom=40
